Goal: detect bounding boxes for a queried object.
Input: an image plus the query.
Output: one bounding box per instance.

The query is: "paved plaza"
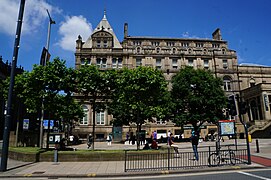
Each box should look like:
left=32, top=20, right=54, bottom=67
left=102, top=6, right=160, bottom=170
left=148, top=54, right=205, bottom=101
left=0, top=138, right=270, bottom=178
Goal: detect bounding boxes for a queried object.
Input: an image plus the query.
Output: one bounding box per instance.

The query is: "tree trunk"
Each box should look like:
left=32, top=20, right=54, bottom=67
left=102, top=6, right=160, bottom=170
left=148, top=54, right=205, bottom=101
left=136, top=111, right=140, bottom=150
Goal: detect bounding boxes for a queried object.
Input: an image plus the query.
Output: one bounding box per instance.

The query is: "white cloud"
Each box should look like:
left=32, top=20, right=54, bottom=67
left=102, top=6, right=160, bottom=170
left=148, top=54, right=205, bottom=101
left=182, top=32, right=190, bottom=38
left=182, top=31, right=199, bottom=39
left=0, top=0, right=60, bottom=35
left=57, top=15, right=92, bottom=52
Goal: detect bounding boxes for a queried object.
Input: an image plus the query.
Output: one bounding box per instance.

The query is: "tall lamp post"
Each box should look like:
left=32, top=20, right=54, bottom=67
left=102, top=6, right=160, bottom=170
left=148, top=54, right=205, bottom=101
left=0, top=0, right=25, bottom=172
left=39, top=9, right=55, bottom=148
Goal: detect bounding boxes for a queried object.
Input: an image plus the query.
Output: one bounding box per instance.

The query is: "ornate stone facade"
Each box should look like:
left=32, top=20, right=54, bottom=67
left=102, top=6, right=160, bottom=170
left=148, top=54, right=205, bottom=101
left=74, top=12, right=271, bottom=140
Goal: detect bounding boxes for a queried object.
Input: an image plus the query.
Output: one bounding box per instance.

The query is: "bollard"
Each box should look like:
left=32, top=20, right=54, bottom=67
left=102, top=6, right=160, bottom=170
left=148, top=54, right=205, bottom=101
left=54, top=149, right=58, bottom=163
left=256, top=139, right=260, bottom=153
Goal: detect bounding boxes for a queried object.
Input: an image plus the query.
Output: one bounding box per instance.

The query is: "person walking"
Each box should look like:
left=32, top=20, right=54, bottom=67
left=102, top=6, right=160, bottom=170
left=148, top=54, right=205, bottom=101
left=87, top=134, right=93, bottom=149
left=169, top=133, right=179, bottom=157
left=190, top=130, right=199, bottom=161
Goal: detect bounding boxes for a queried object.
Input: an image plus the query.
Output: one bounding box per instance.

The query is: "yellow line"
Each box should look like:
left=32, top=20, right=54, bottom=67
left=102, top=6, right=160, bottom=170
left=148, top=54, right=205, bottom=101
left=87, top=173, right=96, bottom=177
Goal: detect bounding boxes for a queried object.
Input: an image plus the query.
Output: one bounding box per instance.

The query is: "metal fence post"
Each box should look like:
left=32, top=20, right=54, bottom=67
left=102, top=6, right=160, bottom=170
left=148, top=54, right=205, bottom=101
left=124, top=150, right=127, bottom=172
left=168, top=147, right=170, bottom=170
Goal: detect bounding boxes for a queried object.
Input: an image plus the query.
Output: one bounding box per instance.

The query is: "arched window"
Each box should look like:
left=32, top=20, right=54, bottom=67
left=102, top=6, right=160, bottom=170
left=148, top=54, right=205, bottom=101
left=80, top=105, right=89, bottom=125
left=223, top=76, right=232, bottom=91
left=136, top=47, right=141, bottom=54
left=156, top=47, right=160, bottom=54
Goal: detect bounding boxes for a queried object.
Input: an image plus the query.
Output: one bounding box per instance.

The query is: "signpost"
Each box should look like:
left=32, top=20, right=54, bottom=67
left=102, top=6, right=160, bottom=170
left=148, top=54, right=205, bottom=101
left=219, top=120, right=235, bottom=136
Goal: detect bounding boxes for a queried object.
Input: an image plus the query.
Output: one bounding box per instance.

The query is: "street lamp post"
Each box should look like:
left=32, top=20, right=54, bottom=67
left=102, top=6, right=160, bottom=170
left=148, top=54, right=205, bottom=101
left=39, top=9, right=55, bottom=148
left=0, top=0, right=25, bottom=172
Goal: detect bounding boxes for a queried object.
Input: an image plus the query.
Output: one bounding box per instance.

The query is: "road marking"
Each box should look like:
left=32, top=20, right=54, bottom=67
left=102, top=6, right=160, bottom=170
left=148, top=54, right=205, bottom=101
left=238, top=171, right=271, bottom=180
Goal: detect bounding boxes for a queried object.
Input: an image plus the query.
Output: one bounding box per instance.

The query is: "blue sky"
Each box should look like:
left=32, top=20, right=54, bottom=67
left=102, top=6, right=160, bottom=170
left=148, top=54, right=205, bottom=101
left=0, top=0, right=271, bottom=71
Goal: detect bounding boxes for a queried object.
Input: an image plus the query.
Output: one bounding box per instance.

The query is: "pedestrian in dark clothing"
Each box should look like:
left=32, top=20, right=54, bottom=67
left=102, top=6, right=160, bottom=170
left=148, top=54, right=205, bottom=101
left=126, top=132, right=129, bottom=142
left=190, top=130, right=199, bottom=161
left=87, top=134, right=93, bottom=149
left=132, top=135, right=136, bottom=145
left=169, top=133, right=179, bottom=156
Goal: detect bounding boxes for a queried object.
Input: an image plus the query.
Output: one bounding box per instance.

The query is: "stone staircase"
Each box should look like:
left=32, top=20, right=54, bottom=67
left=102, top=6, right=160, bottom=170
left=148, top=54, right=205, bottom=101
left=248, top=120, right=271, bottom=138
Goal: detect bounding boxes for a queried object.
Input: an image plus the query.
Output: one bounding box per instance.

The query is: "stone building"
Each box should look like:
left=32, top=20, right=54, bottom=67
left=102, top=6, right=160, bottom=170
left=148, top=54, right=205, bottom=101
left=74, top=12, right=271, bottom=141
left=0, top=56, right=24, bottom=142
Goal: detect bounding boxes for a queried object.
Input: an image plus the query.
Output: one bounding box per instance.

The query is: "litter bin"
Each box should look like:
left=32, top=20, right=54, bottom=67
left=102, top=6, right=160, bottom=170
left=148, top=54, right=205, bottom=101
left=248, top=134, right=252, bottom=143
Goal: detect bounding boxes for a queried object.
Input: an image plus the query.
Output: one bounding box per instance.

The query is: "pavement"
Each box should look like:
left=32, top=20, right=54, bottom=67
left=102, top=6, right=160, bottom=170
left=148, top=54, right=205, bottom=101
left=0, top=138, right=271, bottom=178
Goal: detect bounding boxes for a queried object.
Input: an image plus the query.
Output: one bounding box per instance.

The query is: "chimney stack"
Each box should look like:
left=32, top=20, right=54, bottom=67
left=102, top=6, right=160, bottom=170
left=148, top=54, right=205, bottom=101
left=124, top=23, right=128, bottom=38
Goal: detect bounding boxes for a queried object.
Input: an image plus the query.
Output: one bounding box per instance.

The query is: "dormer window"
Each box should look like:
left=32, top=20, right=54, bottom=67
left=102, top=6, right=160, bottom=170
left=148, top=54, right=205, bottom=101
left=103, top=40, right=108, bottom=48
left=97, top=40, right=101, bottom=48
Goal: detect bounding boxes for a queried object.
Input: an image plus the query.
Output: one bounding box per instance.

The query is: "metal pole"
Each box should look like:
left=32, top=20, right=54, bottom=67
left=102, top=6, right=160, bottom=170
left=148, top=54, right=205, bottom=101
left=236, top=95, right=251, bottom=165
left=256, top=139, right=260, bottom=153
left=0, top=0, right=25, bottom=172
left=39, top=9, right=55, bottom=148
left=91, top=101, right=96, bottom=150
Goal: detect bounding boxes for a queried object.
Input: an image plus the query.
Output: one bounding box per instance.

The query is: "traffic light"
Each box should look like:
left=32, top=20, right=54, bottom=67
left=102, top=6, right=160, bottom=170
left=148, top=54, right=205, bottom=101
left=227, top=95, right=237, bottom=116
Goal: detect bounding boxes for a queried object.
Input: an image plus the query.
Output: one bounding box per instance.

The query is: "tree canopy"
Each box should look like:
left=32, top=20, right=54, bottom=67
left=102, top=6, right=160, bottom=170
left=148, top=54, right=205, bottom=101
left=108, top=67, right=171, bottom=149
left=171, top=66, right=227, bottom=131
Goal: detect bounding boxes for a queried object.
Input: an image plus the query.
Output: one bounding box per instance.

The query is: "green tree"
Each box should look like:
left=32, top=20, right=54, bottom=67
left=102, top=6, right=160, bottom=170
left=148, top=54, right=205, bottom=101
left=75, top=65, right=111, bottom=150
left=171, top=66, right=227, bottom=132
left=108, top=67, right=171, bottom=150
left=51, top=94, right=84, bottom=135
left=14, top=58, right=81, bottom=148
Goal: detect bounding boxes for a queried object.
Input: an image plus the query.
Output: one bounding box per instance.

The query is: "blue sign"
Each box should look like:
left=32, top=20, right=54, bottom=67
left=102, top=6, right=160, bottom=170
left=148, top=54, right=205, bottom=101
left=23, top=119, right=29, bottom=130
left=43, top=120, right=54, bottom=129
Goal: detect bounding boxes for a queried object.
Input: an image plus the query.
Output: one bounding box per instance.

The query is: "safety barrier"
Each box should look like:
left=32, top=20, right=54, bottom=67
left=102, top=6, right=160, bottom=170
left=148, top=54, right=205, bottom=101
left=124, top=144, right=248, bottom=172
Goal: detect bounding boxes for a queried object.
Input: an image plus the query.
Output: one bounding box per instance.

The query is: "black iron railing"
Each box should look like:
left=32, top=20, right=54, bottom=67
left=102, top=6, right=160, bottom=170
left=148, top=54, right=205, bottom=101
left=124, top=145, right=248, bottom=172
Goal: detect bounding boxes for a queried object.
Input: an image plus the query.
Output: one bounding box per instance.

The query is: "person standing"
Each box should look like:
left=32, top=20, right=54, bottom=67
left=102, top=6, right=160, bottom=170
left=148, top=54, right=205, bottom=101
left=126, top=132, right=129, bottom=142
left=153, top=130, right=157, bottom=141
left=191, top=130, right=199, bottom=161
left=167, top=130, right=171, bottom=145
left=107, top=134, right=112, bottom=146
